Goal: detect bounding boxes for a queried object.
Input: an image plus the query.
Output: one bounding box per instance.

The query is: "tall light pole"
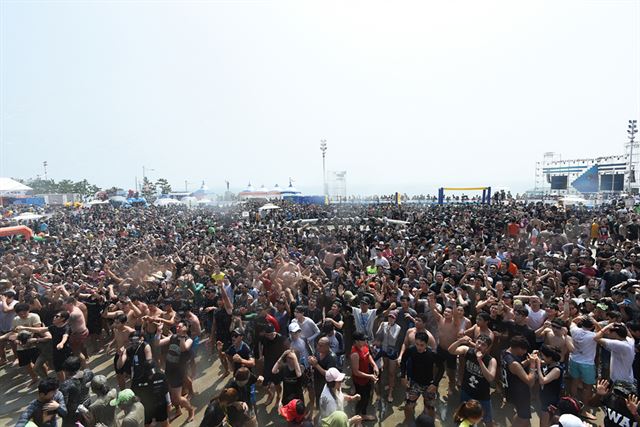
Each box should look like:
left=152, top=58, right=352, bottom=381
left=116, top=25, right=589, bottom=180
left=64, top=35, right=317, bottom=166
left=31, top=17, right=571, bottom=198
left=628, top=119, right=638, bottom=192
left=142, top=166, right=155, bottom=192
left=43, top=161, right=48, bottom=180
left=320, top=140, right=328, bottom=198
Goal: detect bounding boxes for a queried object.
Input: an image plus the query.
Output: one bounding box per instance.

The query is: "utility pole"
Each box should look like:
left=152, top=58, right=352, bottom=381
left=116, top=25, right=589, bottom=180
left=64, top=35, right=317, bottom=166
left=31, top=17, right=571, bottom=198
left=320, top=139, right=328, bottom=198
left=43, top=161, right=48, bottom=180
left=628, top=119, right=638, bottom=193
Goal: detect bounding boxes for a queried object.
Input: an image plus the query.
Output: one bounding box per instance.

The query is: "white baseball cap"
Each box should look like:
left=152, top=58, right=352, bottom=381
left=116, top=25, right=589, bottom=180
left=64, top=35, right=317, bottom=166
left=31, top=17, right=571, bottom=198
left=325, top=367, right=345, bottom=382
left=554, top=414, right=585, bottom=427
left=288, top=322, right=301, bottom=333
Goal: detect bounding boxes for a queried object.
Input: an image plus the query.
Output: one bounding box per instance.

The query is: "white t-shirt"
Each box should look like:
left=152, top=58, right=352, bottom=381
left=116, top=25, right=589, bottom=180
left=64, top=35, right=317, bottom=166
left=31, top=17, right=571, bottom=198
left=319, top=384, right=344, bottom=419
left=526, top=305, right=547, bottom=331
left=569, top=324, right=597, bottom=365
left=601, top=337, right=636, bottom=383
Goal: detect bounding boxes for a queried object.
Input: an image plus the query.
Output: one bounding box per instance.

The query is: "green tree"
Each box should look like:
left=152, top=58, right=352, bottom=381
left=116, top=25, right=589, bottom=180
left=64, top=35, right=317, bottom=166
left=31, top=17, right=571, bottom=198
left=25, top=178, right=58, bottom=194
left=141, top=177, right=156, bottom=200
left=155, top=178, right=172, bottom=195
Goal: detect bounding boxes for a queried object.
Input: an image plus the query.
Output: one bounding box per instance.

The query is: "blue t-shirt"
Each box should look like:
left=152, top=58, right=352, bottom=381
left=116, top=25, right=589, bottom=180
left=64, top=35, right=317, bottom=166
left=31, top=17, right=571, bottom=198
left=225, top=341, right=252, bottom=372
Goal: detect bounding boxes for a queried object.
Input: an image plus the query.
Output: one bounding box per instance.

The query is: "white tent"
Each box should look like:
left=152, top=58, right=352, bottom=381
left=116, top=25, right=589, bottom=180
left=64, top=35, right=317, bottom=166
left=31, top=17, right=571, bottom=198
left=13, top=212, right=44, bottom=222
left=154, top=198, right=181, bottom=206
left=86, top=199, right=109, bottom=206
left=0, top=177, right=32, bottom=196
left=259, top=203, right=281, bottom=211
left=180, top=196, right=199, bottom=207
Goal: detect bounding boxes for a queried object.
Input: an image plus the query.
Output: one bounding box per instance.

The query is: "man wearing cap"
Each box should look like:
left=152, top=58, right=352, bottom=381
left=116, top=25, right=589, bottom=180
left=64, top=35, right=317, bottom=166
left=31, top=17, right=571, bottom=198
left=351, top=297, right=377, bottom=344
left=590, top=379, right=640, bottom=427
left=83, top=375, right=116, bottom=427
left=291, top=305, right=321, bottom=348
left=110, top=389, right=145, bottom=427
left=258, top=322, right=287, bottom=406
left=225, top=328, right=255, bottom=373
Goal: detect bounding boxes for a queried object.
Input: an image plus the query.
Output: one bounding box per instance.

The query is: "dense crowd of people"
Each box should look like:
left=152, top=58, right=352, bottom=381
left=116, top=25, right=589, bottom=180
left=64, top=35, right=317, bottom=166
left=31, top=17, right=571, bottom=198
left=2, top=199, right=640, bottom=427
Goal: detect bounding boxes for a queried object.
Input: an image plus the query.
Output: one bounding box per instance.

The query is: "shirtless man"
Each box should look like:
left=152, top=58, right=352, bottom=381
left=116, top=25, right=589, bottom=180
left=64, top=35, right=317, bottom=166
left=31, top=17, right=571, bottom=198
left=465, top=312, right=495, bottom=344
left=142, top=300, right=165, bottom=365
left=434, top=305, right=466, bottom=395
left=110, top=314, right=135, bottom=390
left=183, top=304, right=202, bottom=397
left=399, top=313, right=437, bottom=361
left=128, top=295, right=149, bottom=330
left=64, top=297, right=89, bottom=366
left=535, top=318, right=574, bottom=362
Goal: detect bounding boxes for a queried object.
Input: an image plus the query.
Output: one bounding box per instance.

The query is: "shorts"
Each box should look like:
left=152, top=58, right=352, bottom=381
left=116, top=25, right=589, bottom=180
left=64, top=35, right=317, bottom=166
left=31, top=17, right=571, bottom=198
left=506, top=390, right=532, bottom=419
left=461, top=389, right=493, bottom=424
left=53, top=349, right=71, bottom=372
left=144, top=401, right=169, bottom=424
left=190, top=336, right=201, bottom=357
left=405, top=381, right=436, bottom=407
left=70, top=330, right=88, bottom=353
left=167, top=369, right=186, bottom=388
left=17, top=348, right=39, bottom=367
left=568, top=360, right=596, bottom=385
left=113, top=353, right=131, bottom=376
left=216, top=333, right=231, bottom=351
left=437, top=346, right=457, bottom=370
left=381, top=348, right=399, bottom=360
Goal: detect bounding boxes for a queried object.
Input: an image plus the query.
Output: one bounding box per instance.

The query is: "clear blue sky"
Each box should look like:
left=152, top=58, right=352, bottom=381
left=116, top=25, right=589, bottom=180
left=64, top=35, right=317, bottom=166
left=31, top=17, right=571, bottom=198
left=1, top=0, right=639, bottom=196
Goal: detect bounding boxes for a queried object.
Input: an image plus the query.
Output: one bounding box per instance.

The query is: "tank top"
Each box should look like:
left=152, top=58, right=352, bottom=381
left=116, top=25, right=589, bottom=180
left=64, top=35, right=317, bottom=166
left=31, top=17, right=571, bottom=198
left=501, top=350, right=528, bottom=397
left=166, top=335, right=190, bottom=369
left=539, top=364, right=564, bottom=405
left=351, top=344, right=371, bottom=386
left=462, top=348, right=491, bottom=400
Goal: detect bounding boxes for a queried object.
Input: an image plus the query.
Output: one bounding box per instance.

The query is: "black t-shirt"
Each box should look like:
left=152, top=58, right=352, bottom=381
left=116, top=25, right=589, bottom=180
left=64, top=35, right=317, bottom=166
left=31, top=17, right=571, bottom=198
left=260, top=333, right=287, bottom=373
left=488, top=315, right=507, bottom=334
left=400, top=346, right=438, bottom=386
left=225, top=341, right=253, bottom=373
left=507, top=322, right=536, bottom=353
left=201, top=298, right=217, bottom=323
left=306, top=307, right=323, bottom=325
left=501, top=351, right=529, bottom=400
left=313, top=352, right=337, bottom=390
left=135, top=370, right=169, bottom=407
left=325, top=312, right=343, bottom=331
left=281, top=365, right=304, bottom=405
left=127, top=342, right=150, bottom=385
left=462, top=348, right=492, bottom=400
left=603, top=271, right=628, bottom=295
left=214, top=308, right=232, bottom=338
left=48, top=324, right=71, bottom=352
left=389, top=267, right=406, bottom=282
left=539, top=364, right=563, bottom=406
left=83, top=298, right=106, bottom=332
left=601, top=393, right=638, bottom=427
left=200, top=400, right=226, bottom=427
left=225, top=373, right=258, bottom=406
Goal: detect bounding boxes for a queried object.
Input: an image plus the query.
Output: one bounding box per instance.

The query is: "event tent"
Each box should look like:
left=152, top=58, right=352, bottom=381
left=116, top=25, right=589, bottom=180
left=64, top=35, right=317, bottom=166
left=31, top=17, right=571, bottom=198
left=0, top=178, right=32, bottom=196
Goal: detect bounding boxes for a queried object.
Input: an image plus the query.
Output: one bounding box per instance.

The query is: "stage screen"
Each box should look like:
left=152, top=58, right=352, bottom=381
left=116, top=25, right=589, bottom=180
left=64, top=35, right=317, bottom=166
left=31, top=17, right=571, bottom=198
left=600, top=174, right=624, bottom=191
left=550, top=175, right=568, bottom=190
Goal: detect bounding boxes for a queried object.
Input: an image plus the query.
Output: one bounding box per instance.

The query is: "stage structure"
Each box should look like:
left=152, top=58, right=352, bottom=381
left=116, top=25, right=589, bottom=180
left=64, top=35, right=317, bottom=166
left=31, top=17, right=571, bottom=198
left=328, top=171, right=347, bottom=201
left=438, top=187, right=491, bottom=205
left=534, top=153, right=637, bottom=195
